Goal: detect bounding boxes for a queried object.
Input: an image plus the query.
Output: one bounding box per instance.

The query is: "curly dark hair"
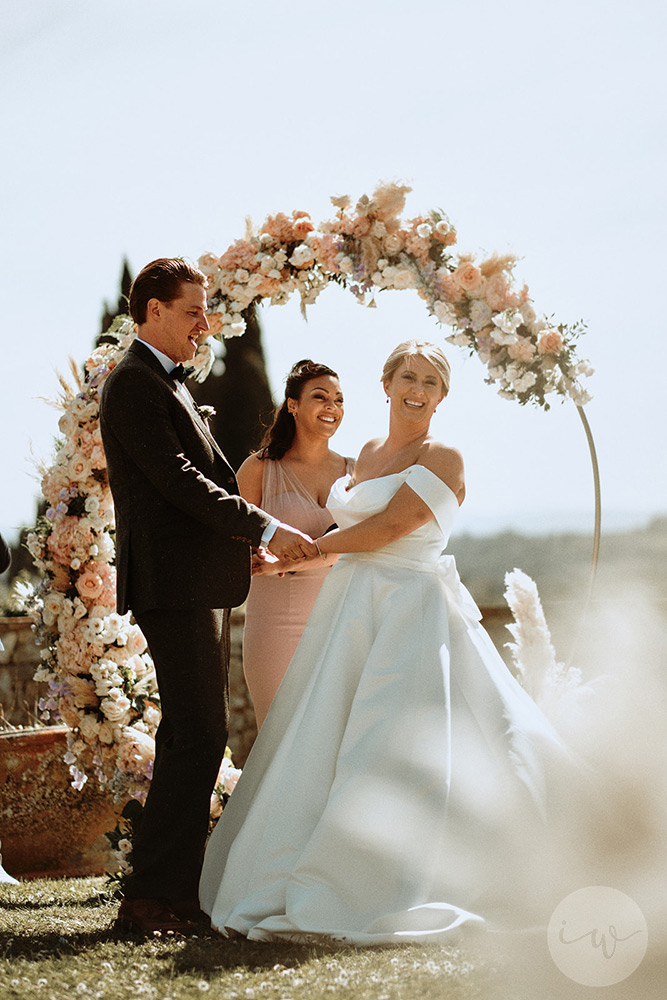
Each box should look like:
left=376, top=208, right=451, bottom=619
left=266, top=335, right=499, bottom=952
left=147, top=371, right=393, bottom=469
left=258, top=359, right=340, bottom=461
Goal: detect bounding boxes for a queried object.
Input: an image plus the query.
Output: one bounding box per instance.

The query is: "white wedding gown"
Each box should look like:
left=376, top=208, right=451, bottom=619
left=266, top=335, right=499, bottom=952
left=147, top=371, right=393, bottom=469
left=200, top=465, right=571, bottom=944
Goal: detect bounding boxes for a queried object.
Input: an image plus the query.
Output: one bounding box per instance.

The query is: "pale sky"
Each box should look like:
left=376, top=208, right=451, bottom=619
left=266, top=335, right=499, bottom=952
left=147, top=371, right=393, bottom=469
left=1, top=0, right=665, bottom=543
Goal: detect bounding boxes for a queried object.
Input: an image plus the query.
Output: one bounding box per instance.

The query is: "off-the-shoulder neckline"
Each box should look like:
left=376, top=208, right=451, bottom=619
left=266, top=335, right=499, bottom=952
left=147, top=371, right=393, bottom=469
left=343, top=464, right=458, bottom=503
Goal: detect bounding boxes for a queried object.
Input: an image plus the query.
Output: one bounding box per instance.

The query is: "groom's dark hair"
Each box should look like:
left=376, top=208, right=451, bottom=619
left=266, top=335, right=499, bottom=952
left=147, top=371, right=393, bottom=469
left=129, top=258, right=207, bottom=325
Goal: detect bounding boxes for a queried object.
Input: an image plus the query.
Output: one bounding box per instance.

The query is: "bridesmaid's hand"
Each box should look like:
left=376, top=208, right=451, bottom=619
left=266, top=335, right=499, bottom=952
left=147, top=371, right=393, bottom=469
left=251, top=548, right=286, bottom=577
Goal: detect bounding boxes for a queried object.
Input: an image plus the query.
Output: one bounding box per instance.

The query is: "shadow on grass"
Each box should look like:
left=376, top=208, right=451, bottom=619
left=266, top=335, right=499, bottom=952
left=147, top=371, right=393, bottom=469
left=0, top=919, right=365, bottom=972
left=0, top=926, right=119, bottom=958
left=0, top=891, right=117, bottom=912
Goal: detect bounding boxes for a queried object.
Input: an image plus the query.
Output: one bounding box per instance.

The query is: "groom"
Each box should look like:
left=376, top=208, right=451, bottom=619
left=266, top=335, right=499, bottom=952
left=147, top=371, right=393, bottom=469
left=100, top=257, right=315, bottom=935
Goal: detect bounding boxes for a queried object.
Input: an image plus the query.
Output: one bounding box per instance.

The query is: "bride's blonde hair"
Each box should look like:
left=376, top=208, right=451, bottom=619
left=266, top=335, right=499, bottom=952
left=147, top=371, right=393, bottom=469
left=381, top=341, right=451, bottom=396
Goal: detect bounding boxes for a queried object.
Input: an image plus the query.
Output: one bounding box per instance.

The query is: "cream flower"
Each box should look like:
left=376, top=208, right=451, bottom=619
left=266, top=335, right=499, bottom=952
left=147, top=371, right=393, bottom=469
left=101, top=695, right=132, bottom=725
left=434, top=300, right=457, bottom=326
left=289, top=245, right=315, bottom=269
left=383, top=233, right=404, bottom=256
left=507, top=337, right=536, bottom=363
left=68, top=454, right=93, bottom=483
left=537, top=329, right=564, bottom=354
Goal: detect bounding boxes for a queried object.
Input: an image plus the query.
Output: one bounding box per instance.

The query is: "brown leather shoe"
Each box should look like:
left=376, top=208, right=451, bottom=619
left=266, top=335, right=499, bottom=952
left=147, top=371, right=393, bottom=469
left=115, top=896, right=197, bottom=936
left=167, top=897, right=209, bottom=925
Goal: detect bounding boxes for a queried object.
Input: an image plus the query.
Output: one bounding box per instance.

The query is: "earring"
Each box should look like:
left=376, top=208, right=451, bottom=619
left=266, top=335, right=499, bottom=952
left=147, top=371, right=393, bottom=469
left=385, top=397, right=389, bottom=404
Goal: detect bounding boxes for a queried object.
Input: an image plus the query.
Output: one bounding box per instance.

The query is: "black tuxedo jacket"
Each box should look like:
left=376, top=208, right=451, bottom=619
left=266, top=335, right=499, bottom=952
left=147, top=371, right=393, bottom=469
left=0, top=532, right=10, bottom=575
left=99, top=339, right=271, bottom=616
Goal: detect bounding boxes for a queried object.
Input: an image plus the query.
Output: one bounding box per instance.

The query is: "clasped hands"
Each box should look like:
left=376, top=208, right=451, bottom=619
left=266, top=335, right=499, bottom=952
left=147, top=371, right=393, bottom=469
left=254, top=523, right=318, bottom=576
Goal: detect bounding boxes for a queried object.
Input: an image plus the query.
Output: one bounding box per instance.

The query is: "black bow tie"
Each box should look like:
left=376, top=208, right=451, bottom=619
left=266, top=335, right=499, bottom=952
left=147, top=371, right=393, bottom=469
left=170, top=364, right=187, bottom=383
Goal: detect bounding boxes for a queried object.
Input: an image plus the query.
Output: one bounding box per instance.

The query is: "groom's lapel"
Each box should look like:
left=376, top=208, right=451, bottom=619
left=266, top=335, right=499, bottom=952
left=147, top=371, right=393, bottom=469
left=179, top=385, right=232, bottom=470
left=127, top=340, right=235, bottom=477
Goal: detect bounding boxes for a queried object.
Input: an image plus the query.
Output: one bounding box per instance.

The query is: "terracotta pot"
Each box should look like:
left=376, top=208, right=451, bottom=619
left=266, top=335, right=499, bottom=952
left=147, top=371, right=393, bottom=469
left=0, top=726, right=119, bottom=879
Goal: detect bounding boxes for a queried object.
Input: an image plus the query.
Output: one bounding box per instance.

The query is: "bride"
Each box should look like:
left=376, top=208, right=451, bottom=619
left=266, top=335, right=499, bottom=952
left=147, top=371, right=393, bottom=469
left=199, top=340, right=570, bottom=944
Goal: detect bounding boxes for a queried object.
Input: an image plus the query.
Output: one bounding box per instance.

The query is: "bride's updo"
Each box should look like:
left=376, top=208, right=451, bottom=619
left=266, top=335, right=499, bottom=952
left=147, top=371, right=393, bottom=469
left=381, top=341, right=451, bottom=397
left=257, top=359, right=339, bottom=461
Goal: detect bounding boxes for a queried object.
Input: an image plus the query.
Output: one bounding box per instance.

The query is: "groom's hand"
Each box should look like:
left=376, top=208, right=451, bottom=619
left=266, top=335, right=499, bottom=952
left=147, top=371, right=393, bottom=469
left=267, top=524, right=317, bottom=562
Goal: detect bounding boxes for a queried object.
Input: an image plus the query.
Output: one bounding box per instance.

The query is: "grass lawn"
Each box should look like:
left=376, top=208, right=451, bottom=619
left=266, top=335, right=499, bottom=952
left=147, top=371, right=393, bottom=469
left=0, top=877, right=506, bottom=1000
left=3, top=877, right=662, bottom=999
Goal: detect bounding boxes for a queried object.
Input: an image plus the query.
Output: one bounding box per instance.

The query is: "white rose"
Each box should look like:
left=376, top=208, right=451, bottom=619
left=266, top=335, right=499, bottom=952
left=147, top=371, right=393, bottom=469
left=143, top=706, right=161, bottom=729
left=289, top=245, right=315, bottom=269
left=512, top=372, right=537, bottom=392
left=417, top=223, right=432, bottom=239
left=58, top=411, right=78, bottom=437
left=446, top=332, right=472, bottom=347
left=101, top=696, right=131, bottom=724
left=84, top=496, right=100, bottom=514
left=72, top=598, right=87, bottom=619
left=83, top=618, right=104, bottom=643
left=72, top=399, right=98, bottom=421
left=338, top=256, right=354, bottom=275
left=492, top=309, right=522, bottom=335
left=234, top=268, right=250, bottom=283
left=434, top=300, right=457, bottom=326
left=68, top=454, right=93, bottom=483
left=100, top=620, right=120, bottom=645
left=490, top=326, right=519, bottom=346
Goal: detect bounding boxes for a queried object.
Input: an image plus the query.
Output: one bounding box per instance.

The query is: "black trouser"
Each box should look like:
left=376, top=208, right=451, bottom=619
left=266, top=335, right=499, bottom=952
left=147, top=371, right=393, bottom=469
left=126, top=607, right=230, bottom=901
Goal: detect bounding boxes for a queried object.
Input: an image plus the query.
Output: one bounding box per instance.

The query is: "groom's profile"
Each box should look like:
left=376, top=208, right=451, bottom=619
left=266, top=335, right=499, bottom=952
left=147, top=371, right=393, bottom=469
left=100, top=257, right=315, bottom=935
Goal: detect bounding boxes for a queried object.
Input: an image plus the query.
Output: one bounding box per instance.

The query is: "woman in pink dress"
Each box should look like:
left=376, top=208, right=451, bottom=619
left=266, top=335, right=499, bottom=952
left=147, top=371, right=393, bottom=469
left=237, top=360, right=353, bottom=728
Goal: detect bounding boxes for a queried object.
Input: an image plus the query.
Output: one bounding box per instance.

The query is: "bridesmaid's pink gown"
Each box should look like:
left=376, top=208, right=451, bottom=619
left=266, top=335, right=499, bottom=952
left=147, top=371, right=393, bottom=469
left=243, top=457, right=354, bottom=727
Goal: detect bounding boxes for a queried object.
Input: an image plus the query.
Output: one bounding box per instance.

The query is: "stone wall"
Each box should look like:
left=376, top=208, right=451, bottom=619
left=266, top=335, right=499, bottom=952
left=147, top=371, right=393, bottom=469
left=0, top=618, right=42, bottom=728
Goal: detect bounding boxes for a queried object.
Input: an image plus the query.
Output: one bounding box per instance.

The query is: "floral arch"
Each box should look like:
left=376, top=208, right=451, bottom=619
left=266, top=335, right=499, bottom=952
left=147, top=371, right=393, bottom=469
left=22, top=183, right=594, bottom=820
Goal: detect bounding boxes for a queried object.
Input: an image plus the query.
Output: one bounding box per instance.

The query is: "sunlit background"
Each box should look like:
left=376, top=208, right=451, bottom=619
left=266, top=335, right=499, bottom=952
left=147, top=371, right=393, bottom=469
left=2, top=0, right=666, bottom=545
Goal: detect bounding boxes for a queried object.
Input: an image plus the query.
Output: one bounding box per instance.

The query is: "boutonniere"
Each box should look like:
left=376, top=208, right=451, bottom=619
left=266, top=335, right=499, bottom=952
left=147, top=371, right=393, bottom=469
left=194, top=403, right=216, bottom=422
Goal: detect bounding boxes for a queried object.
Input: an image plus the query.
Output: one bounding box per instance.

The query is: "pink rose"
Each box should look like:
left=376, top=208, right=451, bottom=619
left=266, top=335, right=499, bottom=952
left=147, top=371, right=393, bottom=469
left=453, top=262, right=484, bottom=293
left=76, top=568, right=104, bottom=601
left=537, top=329, right=564, bottom=354
left=207, top=313, right=224, bottom=336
